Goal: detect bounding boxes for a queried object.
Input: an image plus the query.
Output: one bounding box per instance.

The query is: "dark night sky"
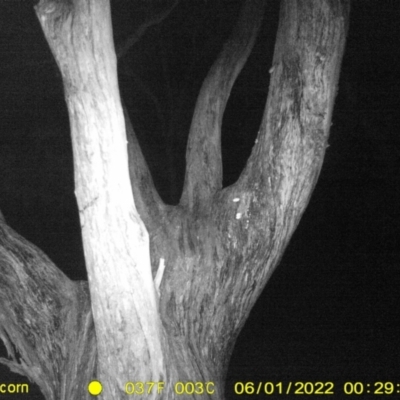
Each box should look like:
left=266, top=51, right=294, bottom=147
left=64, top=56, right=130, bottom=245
left=0, top=1, right=400, bottom=399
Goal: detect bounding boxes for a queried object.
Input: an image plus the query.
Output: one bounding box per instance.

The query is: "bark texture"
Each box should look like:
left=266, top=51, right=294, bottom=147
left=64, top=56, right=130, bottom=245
left=0, top=221, right=96, bottom=400
left=0, top=0, right=349, bottom=399
left=150, top=0, right=350, bottom=385
left=35, top=0, right=166, bottom=398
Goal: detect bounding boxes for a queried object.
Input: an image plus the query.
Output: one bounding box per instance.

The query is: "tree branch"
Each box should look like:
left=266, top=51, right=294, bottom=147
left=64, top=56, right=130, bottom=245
left=180, top=0, right=266, bottom=211
left=157, top=1, right=349, bottom=377
left=123, top=102, right=166, bottom=234
left=210, top=0, right=350, bottom=355
left=0, top=220, right=96, bottom=400
left=116, top=0, right=179, bottom=60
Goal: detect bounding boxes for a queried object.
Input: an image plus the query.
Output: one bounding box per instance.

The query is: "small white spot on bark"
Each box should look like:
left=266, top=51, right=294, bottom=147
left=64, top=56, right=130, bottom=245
left=79, top=213, right=85, bottom=228
left=233, top=198, right=240, bottom=202
left=236, top=213, right=242, bottom=219
left=154, top=258, right=165, bottom=298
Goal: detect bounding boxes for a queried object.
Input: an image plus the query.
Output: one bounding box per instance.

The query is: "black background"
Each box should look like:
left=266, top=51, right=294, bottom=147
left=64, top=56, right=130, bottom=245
left=0, top=1, right=399, bottom=399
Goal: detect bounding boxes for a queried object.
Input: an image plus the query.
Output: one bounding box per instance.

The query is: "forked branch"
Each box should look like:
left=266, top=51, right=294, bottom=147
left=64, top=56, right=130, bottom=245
left=180, top=0, right=266, bottom=211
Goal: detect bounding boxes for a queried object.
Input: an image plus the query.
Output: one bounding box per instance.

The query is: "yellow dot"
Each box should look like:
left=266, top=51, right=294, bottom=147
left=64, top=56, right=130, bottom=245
left=88, top=380, right=103, bottom=396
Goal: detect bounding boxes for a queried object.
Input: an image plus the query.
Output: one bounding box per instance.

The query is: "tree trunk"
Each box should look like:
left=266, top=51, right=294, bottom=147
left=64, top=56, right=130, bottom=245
left=0, top=0, right=349, bottom=399
left=35, top=0, right=166, bottom=398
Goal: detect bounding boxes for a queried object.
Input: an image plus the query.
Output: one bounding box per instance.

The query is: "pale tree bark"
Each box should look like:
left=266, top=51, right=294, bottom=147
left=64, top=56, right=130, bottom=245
left=35, top=0, right=166, bottom=398
left=0, top=0, right=349, bottom=399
